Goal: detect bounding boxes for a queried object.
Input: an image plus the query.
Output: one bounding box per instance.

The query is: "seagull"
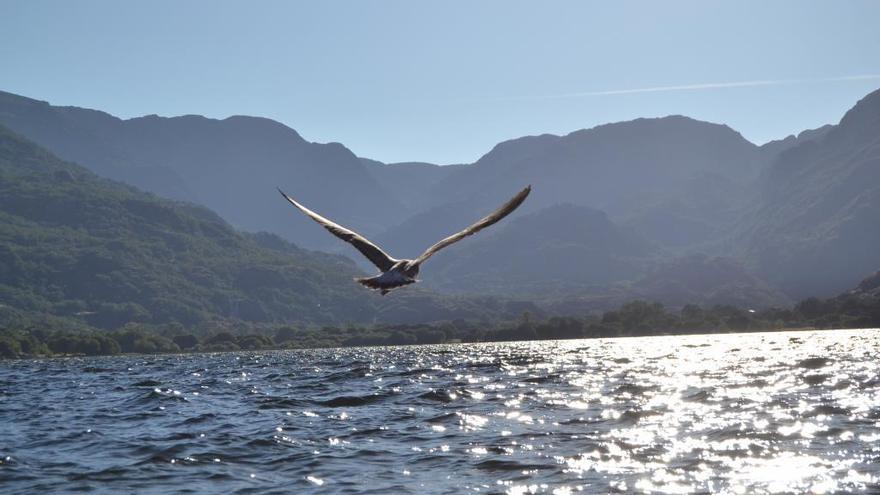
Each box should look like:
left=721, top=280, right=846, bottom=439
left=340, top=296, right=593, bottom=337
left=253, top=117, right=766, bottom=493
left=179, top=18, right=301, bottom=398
left=278, top=186, right=531, bottom=295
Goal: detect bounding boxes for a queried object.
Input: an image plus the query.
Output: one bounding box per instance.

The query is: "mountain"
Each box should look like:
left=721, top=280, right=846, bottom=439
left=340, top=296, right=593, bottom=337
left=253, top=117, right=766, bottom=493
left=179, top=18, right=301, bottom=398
left=0, top=125, right=521, bottom=329
left=380, top=92, right=880, bottom=303
left=0, top=91, right=406, bottom=251
left=734, top=88, right=880, bottom=298
left=439, top=115, right=761, bottom=211
left=404, top=198, right=791, bottom=307
left=626, top=254, right=791, bottom=308
left=4, top=87, right=879, bottom=306
left=0, top=90, right=780, bottom=255
left=361, top=159, right=467, bottom=212
left=377, top=115, right=766, bottom=255
left=757, top=124, right=834, bottom=160
left=418, top=203, right=656, bottom=296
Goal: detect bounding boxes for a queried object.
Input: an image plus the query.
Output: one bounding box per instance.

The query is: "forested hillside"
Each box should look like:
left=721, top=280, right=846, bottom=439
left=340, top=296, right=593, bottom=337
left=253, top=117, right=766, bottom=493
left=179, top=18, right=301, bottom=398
left=0, top=126, right=519, bottom=330
left=2, top=88, right=879, bottom=305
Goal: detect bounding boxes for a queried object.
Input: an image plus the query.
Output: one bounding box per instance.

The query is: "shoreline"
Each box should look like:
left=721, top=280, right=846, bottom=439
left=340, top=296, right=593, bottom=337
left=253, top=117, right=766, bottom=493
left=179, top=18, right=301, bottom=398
left=4, top=326, right=876, bottom=362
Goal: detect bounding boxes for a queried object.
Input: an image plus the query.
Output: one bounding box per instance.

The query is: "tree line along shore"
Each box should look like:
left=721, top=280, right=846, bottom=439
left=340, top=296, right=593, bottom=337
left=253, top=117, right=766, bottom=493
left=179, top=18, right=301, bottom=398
left=2, top=285, right=878, bottom=359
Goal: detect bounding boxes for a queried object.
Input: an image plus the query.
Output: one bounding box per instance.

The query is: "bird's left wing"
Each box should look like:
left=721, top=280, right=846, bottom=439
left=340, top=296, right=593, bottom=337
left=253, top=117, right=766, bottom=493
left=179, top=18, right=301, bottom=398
left=412, top=185, right=531, bottom=267
left=278, top=189, right=397, bottom=272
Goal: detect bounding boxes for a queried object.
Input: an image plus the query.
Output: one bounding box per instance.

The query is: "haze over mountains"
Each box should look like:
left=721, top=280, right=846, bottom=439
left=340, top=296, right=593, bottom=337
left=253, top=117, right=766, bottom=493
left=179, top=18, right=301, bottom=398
left=0, top=125, right=536, bottom=330
left=733, top=89, right=880, bottom=298
left=1, top=88, right=878, bottom=309
left=0, top=91, right=407, bottom=251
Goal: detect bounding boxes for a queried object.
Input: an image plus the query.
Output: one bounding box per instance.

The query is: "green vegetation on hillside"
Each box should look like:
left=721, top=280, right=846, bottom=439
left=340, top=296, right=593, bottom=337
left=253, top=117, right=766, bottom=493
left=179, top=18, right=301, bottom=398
left=3, top=276, right=878, bottom=359
left=1, top=101, right=878, bottom=361
left=0, top=125, right=377, bottom=326
left=0, top=126, right=515, bottom=331
left=4, top=88, right=880, bottom=307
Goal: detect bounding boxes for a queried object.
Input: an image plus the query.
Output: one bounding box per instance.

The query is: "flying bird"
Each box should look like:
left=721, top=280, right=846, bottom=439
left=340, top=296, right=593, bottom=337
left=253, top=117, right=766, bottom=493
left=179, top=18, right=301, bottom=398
left=278, top=186, right=531, bottom=295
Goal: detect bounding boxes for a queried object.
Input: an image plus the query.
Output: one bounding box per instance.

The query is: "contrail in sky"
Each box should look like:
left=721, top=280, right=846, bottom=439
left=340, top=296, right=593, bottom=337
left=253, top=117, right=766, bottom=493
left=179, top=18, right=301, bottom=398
left=510, top=74, right=880, bottom=100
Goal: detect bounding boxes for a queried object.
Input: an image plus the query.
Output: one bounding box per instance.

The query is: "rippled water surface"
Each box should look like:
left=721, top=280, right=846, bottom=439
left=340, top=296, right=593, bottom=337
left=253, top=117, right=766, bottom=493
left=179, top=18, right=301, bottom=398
left=2, top=329, right=880, bottom=494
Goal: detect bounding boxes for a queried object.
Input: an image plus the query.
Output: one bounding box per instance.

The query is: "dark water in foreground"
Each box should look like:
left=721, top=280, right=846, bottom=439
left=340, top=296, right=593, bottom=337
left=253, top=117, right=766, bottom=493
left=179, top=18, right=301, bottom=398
left=2, top=329, right=879, bottom=494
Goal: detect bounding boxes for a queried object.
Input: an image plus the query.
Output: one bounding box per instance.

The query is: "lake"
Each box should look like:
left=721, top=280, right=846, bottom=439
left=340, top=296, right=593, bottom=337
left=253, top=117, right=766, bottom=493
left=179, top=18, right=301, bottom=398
left=1, top=329, right=879, bottom=494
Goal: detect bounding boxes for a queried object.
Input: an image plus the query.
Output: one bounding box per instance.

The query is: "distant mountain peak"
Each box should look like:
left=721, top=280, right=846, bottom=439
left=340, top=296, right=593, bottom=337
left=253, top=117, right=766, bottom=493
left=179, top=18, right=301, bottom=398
left=0, top=89, right=50, bottom=106
left=123, top=112, right=307, bottom=143
left=836, top=86, right=880, bottom=132
left=477, top=133, right=562, bottom=164
left=564, top=114, right=750, bottom=145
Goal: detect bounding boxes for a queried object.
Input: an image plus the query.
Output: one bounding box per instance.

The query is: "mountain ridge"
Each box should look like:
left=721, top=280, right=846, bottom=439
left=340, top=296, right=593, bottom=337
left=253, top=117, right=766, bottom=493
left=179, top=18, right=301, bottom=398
left=0, top=124, right=528, bottom=329
left=2, top=87, right=879, bottom=305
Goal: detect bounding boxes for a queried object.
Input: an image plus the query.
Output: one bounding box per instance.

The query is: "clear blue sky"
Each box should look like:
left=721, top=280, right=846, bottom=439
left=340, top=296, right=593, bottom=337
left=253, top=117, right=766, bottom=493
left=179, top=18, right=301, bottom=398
left=2, top=1, right=879, bottom=164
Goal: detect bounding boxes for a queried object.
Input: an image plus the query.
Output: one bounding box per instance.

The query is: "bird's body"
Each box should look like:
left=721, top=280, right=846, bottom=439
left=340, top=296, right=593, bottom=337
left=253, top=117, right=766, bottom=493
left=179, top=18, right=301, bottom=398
left=278, top=185, right=530, bottom=295
left=355, top=260, right=418, bottom=295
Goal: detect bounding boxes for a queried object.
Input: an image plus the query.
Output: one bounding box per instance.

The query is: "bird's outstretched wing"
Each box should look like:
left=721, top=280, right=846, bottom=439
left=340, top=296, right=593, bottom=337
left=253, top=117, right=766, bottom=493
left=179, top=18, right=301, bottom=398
left=278, top=189, right=397, bottom=272
left=412, top=185, right=531, bottom=267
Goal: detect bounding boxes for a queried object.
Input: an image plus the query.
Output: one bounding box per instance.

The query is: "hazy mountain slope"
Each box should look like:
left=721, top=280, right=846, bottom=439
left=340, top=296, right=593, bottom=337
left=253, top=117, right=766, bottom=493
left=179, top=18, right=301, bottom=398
left=757, top=125, right=834, bottom=161
left=627, top=255, right=791, bottom=308
left=1, top=90, right=773, bottom=255
left=0, top=126, right=515, bottom=328
left=436, top=115, right=761, bottom=210
left=0, top=91, right=406, bottom=251
left=417, top=204, right=657, bottom=296
left=403, top=203, right=790, bottom=308
left=735, top=88, right=880, bottom=298
left=361, top=158, right=467, bottom=212
left=5, top=86, right=879, bottom=305
left=0, top=91, right=196, bottom=200
left=378, top=116, right=764, bottom=254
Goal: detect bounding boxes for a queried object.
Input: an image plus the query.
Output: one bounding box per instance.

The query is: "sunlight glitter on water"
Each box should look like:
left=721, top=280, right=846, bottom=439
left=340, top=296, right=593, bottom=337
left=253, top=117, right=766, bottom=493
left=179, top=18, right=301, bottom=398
left=1, top=329, right=879, bottom=493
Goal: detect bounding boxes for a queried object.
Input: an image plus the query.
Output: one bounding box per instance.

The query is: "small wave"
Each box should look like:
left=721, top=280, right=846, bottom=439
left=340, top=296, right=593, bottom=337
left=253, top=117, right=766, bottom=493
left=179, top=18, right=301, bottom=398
left=559, top=417, right=598, bottom=426
left=425, top=412, right=457, bottom=423
left=417, top=389, right=459, bottom=403
left=614, top=383, right=656, bottom=396
left=132, top=379, right=162, bottom=387
left=395, top=367, right=435, bottom=377
left=521, top=376, right=554, bottom=383
left=609, top=409, right=653, bottom=426
left=804, top=404, right=851, bottom=417
left=323, top=366, right=372, bottom=383
left=803, top=374, right=830, bottom=385
left=858, top=376, right=880, bottom=389
left=82, top=366, right=114, bottom=373
left=67, top=466, right=130, bottom=482
left=256, top=397, right=309, bottom=409
left=134, top=445, right=189, bottom=465
left=682, top=388, right=713, bottom=402
left=245, top=438, right=278, bottom=448
left=156, top=432, right=200, bottom=441
left=474, top=459, right=556, bottom=471
left=343, top=427, right=387, bottom=438
left=180, top=413, right=217, bottom=425
left=798, top=357, right=831, bottom=369
left=124, top=389, right=189, bottom=408
left=316, top=392, right=392, bottom=407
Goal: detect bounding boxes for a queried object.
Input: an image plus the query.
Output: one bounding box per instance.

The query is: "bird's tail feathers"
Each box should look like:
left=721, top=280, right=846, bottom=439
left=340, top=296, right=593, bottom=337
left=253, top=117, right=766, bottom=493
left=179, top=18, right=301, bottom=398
left=354, top=276, right=384, bottom=290
left=354, top=276, right=416, bottom=293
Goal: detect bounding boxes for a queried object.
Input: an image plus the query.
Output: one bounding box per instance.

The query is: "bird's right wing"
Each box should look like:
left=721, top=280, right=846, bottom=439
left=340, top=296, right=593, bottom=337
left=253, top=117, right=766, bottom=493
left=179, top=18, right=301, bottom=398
left=278, top=189, right=397, bottom=272
left=412, top=185, right=531, bottom=267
